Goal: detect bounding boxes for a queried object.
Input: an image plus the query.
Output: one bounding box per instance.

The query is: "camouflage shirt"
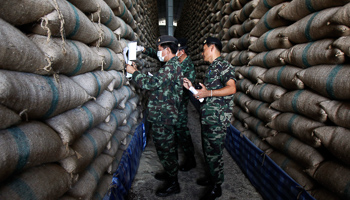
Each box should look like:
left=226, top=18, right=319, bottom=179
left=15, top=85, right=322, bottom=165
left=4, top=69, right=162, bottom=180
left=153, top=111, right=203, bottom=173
left=201, top=57, right=236, bottom=127
left=143, top=47, right=158, bottom=60
left=180, top=56, right=196, bottom=104
left=132, top=56, right=183, bottom=125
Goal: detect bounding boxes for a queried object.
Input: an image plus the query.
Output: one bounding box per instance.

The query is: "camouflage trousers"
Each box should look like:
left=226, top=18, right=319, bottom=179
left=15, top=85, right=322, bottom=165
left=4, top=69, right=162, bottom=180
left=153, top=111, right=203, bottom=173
left=175, top=104, right=195, bottom=159
left=201, top=123, right=227, bottom=185
left=152, top=124, right=178, bottom=178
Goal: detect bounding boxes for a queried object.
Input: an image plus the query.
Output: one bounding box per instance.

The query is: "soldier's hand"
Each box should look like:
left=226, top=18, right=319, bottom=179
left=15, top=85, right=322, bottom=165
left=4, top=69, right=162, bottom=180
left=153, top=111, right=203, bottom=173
left=196, top=83, right=209, bottom=98
left=183, top=78, right=192, bottom=89
left=126, top=63, right=137, bottom=74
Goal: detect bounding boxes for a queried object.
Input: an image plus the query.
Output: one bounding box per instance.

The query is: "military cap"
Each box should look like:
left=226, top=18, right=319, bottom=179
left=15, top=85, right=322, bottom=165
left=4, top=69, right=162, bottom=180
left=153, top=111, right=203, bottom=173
left=156, top=35, right=178, bottom=46
left=177, top=38, right=188, bottom=50
left=203, top=36, right=222, bottom=52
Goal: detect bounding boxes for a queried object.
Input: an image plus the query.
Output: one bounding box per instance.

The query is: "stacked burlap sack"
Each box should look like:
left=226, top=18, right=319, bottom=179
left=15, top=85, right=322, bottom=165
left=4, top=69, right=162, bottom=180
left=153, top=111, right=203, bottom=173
left=0, top=0, right=159, bottom=199
left=177, top=0, right=350, bottom=199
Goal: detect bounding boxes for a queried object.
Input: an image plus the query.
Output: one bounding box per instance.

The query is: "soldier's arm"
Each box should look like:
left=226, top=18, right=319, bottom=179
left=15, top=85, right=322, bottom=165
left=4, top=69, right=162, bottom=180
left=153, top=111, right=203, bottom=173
left=143, top=47, right=158, bottom=60
left=132, top=66, right=169, bottom=90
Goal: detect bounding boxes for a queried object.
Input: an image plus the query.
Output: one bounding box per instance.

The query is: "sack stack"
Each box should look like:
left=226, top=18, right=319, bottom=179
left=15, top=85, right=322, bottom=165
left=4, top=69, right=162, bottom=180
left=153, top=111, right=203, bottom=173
left=0, top=0, right=158, bottom=199
left=177, top=0, right=350, bottom=199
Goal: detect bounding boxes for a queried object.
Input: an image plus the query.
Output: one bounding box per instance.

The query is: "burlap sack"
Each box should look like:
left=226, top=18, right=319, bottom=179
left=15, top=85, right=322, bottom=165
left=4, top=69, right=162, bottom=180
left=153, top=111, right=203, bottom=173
left=103, top=131, right=122, bottom=157
left=91, top=24, right=123, bottom=54
left=249, top=0, right=286, bottom=19
left=243, top=116, right=277, bottom=138
left=249, top=83, right=287, bottom=103
left=71, top=70, right=115, bottom=97
left=279, top=39, right=345, bottom=68
left=249, top=49, right=286, bottom=69
left=236, top=65, right=267, bottom=83
left=320, top=100, right=350, bottom=129
left=111, top=109, right=128, bottom=127
left=59, top=127, right=111, bottom=174
left=0, top=164, right=75, bottom=199
left=68, top=0, right=99, bottom=13
left=93, top=174, right=113, bottom=200
left=309, top=188, right=341, bottom=200
left=67, top=154, right=114, bottom=199
left=279, top=0, right=350, bottom=22
left=0, top=70, right=90, bottom=120
left=45, top=100, right=110, bottom=145
left=313, top=126, right=350, bottom=166
left=113, top=0, right=134, bottom=25
left=0, top=0, right=55, bottom=25
left=114, top=17, right=136, bottom=40
left=245, top=100, right=280, bottom=122
left=118, top=86, right=136, bottom=109
left=231, top=50, right=257, bottom=66
left=249, top=27, right=293, bottom=52
left=92, top=48, right=124, bottom=71
left=241, top=130, right=273, bottom=154
left=232, top=105, right=251, bottom=121
left=0, top=121, right=71, bottom=182
left=306, top=161, right=350, bottom=200
left=332, top=36, right=350, bottom=57
left=236, top=79, right=254, bottom=94
left=223, top=10, right=241, bottom=28
left=224, top=50, right=240, bottom=62
left=231, top=119, right=247, bottom=132
left=280, top=7, right=350, bottom=44
left=30, top=34, right=101, bottom=76
left=238, top=18, right=260, bottom=36
left=31, top=0, right=100, bottom=44
left=267, top=113, right=323, bottom=147
left=104, top=0, right=121, bottom=10
left=237, top=0, right=259, bottom=23
left=268, top=151, right=317, bottom=191
left=0, top=104, right=21, bottom=130
left=89, top=0, right=120, bottom=31
left=257, top=65, right=304, bottom=90
left=234, top=91, right=253, bottom=112
left=266, top=132, right=324, bottom=169
left=97, top=113, right=118, bottom=134
left=250, top=3, right=291, bottom=37
left=297, top=65, right=350, bottom=100
left=329, top=2, right=350, bottom=27
left=270, top=90, right=329, bottom=122
left=0, top=19, right=51, bottom=75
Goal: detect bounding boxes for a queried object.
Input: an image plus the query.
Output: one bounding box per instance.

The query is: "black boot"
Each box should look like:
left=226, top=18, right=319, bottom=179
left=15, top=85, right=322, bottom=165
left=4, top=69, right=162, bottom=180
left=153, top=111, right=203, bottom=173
left=179, top=156, right=196, bottom=171
left=155, top=178, right=180, bottom=197
left=200, top=184, right=222, bottom=200
left=154, top=171, right=169, bottom=181
left=196, top=177, right=213, bottom=186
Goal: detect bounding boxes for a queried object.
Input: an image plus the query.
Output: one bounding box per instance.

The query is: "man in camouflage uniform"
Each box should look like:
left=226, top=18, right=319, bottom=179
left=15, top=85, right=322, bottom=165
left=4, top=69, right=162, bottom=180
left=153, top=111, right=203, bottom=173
left=126, top=35, right=183, bottom=197
left=175, top=38, right=197, bottom=172
left=183, top=36, right=236, bottom=200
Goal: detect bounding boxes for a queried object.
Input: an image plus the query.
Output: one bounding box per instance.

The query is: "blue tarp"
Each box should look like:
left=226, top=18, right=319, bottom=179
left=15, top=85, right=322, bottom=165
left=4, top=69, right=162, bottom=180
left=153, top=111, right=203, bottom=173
left=225, top=125, right=315, bottom=200
left=106, top=122, right=146, bottom=200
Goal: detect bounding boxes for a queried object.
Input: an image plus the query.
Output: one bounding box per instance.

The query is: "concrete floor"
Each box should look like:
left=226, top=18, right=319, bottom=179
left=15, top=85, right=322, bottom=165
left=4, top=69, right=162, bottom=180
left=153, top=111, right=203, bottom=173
left=126, top=103, right=263, bottom=200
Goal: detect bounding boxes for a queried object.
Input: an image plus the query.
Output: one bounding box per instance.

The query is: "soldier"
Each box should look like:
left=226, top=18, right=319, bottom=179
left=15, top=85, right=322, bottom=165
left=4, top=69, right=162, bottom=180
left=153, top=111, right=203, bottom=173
left=183, top=36, right=236, bottom=200
left=126, top=35, right=183, bottom=197
left=175, top=38, right=197, bottom=172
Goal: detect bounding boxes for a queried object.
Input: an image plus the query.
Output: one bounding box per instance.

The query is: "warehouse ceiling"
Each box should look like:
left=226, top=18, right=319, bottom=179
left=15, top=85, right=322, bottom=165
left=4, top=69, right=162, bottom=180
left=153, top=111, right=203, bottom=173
left=157, top=0, right=186, bottom=34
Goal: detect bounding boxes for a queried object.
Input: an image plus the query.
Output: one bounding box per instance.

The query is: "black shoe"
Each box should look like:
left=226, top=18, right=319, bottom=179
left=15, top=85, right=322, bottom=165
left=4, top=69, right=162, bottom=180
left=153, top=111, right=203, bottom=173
left=179, top=157, right=196, bottom=171
left=196, top=177, right=213, bottom=186
left=154, top=171, right=169, bottom=181
left=155, top=179, right=180, bottom=197
left=200, top=184, right=222, bottom=200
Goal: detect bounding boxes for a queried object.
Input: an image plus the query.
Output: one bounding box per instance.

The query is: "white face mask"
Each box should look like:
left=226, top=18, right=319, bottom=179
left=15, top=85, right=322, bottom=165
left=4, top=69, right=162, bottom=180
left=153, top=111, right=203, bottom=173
left=176, top=50, right=183, bottom=58
left=157, top=48, right=167, bottom=62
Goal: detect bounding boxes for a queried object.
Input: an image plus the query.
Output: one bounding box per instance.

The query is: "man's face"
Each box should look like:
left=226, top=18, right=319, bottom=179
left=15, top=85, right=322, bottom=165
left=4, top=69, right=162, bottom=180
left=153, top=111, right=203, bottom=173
left=158, top=45, right=167, bottom=57
left=202, top=44, right=210, bottom=62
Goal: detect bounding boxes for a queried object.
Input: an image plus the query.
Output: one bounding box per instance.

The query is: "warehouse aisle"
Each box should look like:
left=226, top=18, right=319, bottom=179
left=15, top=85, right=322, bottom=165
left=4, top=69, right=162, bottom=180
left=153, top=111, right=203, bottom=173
left=126, top=103, right=263, bottom=200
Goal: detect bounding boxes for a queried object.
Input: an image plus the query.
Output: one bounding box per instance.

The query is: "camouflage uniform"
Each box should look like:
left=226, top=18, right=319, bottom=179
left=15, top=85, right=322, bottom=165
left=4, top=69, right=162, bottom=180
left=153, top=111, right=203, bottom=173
left=176, top=56, right=196, bottom=159
left=132, top=56, right=183, bottom=178
left=201, top=56, right=236, bottom=185
left=144, top=47, right=158, bottom=59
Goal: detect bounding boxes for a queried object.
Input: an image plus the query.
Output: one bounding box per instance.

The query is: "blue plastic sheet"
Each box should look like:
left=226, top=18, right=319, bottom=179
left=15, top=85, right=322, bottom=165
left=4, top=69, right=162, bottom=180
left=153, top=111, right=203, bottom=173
left=225, top=125, right=315, bottom=200
left=106, top=122, right=146, bottom=200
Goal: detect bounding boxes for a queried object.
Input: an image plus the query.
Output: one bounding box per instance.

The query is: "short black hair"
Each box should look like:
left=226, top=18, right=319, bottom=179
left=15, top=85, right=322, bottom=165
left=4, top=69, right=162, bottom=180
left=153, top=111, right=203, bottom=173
left=206, top=43, right=222, bottom=53
left=161, top=42, right=178, bottom=54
